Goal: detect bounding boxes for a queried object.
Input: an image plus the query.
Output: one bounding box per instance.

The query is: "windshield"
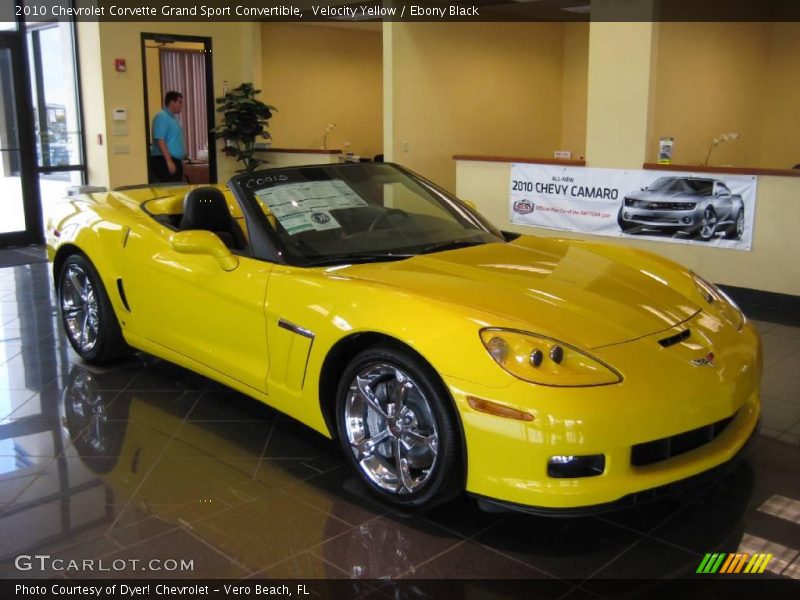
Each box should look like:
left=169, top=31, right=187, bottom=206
left=231, top=163, right=503, bottom=266
left=648, top=177, right=714, bottom=195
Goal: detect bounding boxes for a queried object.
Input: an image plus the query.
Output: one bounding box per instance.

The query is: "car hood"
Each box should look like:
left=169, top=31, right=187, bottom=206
left=333, top=237, right=701, bottom=349
left=626, top=190, right=703, bottom=202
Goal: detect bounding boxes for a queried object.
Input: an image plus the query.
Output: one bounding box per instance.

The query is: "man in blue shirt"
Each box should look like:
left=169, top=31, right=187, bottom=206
left=149, top=91, right=185, bottom=182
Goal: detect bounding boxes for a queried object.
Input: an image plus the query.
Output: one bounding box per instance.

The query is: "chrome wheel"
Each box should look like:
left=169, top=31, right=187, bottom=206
left=700, top=207, right=718, bottom=240
left=736, top=210, right=745, bottom=237
left=343, top=363, right=439, bottom=494
left=63, top=365, right=129, bottom=473
left=61, top=264, right=99, bottom=353
left=65, top=369, right=109, bottom=453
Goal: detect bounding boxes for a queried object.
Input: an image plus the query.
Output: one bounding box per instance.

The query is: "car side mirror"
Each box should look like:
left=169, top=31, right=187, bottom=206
left=169, top=230, right=239, bottom=272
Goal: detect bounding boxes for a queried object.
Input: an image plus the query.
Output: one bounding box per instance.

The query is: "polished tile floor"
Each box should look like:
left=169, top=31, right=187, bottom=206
left=1, top=259, right=799, bottom=594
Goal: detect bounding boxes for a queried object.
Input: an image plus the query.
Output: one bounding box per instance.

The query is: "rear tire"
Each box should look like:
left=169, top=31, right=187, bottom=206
left=335, top=345, right=463, bottom=510
left=58, top=254, right=131, bottom=364
left=724, top=208, right=745, bottom=240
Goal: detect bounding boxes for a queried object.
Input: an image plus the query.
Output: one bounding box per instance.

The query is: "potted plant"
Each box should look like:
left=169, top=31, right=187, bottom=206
left=213, top=83, right=276, bottom=172
left=702, top=132, right=739, bottom=167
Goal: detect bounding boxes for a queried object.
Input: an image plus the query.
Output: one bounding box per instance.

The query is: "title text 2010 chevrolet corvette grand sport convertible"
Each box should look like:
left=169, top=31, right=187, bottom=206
left=46, top=163, right=761, bottom=514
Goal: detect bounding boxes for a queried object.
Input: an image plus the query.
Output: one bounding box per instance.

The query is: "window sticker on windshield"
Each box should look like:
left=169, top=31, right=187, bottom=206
left=279, top=209, right=340, bottom=235
left=254, top=179, right=367, bottom=235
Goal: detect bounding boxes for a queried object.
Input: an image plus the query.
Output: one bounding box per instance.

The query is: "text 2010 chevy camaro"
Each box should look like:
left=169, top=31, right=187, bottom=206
left=47, top=163, right=761, bottom=513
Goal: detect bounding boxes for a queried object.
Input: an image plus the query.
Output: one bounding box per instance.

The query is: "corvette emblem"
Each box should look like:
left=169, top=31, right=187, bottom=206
left=691, top=352, right=716, bottom=367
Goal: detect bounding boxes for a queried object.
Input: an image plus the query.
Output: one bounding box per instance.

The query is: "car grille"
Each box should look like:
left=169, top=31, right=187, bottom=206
left=630, top=412, right=737, bottom=467
left=630, top=215, right=680, bottom=224
left=625, top=199, right=697, bottom=211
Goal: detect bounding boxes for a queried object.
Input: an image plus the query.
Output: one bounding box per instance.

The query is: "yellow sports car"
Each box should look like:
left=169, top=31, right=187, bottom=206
left=46, top=163, right=761, bottom=513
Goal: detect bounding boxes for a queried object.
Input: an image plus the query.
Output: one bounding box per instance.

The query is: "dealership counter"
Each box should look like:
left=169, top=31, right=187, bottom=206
left=454, top=155, right=800, bottom=297
left=254, top=147, right=342, bottom=168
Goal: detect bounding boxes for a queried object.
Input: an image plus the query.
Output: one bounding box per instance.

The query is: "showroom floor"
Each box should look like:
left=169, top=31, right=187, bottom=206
left=1, top=256, right=799, bottom=595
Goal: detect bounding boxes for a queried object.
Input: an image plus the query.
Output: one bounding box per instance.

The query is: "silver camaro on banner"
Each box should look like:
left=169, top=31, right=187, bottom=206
left=509, top=164, right=757, bottom=251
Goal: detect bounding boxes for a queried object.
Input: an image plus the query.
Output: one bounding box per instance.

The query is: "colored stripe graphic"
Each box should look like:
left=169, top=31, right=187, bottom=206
left=744, top=554, right=762, bottom=574
left=710, top=553, right=726, bottom=573
left=696, top=554, right=714, bottom=574
left=700, top=553, right=774, bottom=575
left=758, top=554, right=773, bottom=574
left=719, top=554, right=734, bottom=574
left=697, top=553, right=727, bottom=574
left=730, top=553, right=749, bottom=573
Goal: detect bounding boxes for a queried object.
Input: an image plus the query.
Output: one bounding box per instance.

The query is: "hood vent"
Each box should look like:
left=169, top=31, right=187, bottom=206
left=658, top=329, right=691, bottom=348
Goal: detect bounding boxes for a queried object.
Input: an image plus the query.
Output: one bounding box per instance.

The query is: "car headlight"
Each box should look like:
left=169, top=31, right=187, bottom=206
left=691, top=272, right=745, bottom=331
left=479, top=328, right=622, bottom=387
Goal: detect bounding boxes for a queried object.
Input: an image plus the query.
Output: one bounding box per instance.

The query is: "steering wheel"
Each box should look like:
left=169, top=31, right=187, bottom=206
left=368, top=208, right=410, bottom=232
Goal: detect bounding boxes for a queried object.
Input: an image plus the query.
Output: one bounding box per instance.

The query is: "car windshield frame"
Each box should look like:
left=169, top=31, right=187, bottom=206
left=228, top=162, right=504, bottom=267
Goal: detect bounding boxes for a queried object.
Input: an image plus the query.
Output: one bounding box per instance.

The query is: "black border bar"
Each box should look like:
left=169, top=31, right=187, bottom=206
left=12, top=0, right=800, bottom=23
left=3, top=578, right=800, bottom=600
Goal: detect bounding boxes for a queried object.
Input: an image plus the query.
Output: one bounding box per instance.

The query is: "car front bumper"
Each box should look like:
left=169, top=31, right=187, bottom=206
left=472, top=414, right=760, bottom=517
left=445, top=320, right=761, bottom=511
left=620, top=207, right=703, bottom=230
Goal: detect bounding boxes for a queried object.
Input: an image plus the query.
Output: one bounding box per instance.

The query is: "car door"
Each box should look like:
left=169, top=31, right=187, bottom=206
left=122, top=222, right=272, bottom=394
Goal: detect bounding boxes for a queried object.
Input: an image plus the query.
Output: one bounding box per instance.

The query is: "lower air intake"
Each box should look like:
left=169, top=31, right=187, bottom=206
left=631, top=412, right=737, bottom=467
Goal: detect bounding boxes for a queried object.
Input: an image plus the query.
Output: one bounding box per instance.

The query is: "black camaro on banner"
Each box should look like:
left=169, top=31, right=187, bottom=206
left=510, top=164, right=757, bottom=251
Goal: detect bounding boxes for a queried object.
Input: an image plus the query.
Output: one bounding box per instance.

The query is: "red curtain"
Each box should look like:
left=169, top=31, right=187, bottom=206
left=159, top=49, right=207, bottom=161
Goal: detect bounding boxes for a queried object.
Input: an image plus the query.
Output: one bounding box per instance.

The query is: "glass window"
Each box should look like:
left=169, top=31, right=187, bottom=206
left=27, top=23, right=82, bottom=169
left=39, top=170, right=83, bottom=225
left=239, top=164, right=503, bottom=266
left=2, top=12, right=84, bottom=245
left=716, top=183, right=731, bottom=195
left=26, top=22, right=84, bottom=224
left=0, top=47, right=27, bottom=235
left=649, top=177, right=713, bottom=196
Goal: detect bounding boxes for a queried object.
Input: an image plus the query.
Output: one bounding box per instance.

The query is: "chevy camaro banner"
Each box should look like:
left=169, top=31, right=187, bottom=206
left=509, top=164, right=757, bottom=250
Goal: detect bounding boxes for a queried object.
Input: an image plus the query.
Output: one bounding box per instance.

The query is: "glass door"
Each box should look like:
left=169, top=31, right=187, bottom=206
left=27, top=22, right=86, bottom=224
left=0, top=33, right=41, bottom=246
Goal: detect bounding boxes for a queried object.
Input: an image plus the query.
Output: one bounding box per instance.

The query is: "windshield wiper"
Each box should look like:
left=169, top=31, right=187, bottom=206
left=304, top=253, right=415, bottom=267
left=419, top=239, right=486, bottom=255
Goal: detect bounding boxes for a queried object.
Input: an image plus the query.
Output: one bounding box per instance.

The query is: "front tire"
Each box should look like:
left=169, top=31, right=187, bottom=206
left=58, top=254, right=131, bottom=364
left=617, top=208, right=638, bottom=233
left=63, top=366, right=129, bottom=473
left=697, top=206, right=718, bottom=241
left=335, top=345, right=462, bottom=510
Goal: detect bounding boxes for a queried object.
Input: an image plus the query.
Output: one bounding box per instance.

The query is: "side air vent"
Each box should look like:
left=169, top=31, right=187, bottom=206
left=116, top=278, right=131, bottom=312
left=658, top=329, right=690, bottom=348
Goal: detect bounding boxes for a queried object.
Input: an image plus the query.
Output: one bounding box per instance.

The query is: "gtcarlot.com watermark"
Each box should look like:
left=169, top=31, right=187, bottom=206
left=14, top=554, right=194, bottom=573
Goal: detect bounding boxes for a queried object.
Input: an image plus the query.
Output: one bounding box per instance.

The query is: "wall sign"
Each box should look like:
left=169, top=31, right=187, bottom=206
left=509, top=164, right=757, bottom=251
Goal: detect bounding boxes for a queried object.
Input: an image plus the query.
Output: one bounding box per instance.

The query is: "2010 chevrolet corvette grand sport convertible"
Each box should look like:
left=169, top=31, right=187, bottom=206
left=46, top=162, right=761, bottom=514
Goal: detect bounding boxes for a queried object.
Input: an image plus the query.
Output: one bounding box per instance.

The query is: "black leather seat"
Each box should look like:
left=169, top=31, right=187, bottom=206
left=179, top=187, right=247, bottom=250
